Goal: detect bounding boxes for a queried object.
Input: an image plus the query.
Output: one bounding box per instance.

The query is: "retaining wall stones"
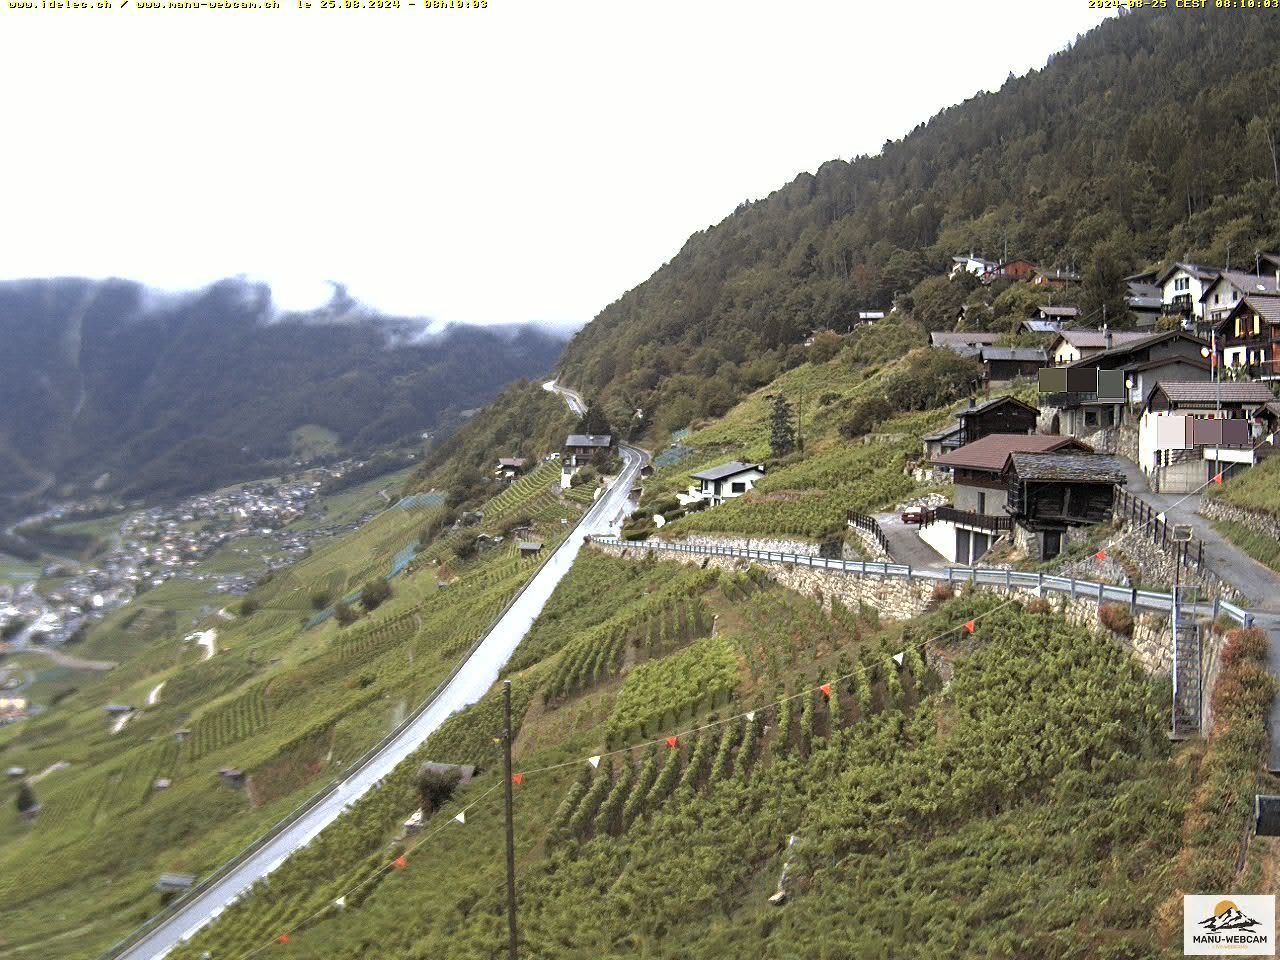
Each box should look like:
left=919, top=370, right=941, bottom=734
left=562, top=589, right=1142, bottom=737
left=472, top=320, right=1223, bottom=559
left=1200, top=497, right=1280, bottom=542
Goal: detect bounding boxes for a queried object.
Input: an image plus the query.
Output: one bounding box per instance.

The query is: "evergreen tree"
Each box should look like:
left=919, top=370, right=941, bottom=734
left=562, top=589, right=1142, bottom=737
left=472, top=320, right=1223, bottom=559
left=770, top=394, right=797, bottom=458
left=15, top=781, right=36, bottom=815
left=576, top=402, right=612, bottom=437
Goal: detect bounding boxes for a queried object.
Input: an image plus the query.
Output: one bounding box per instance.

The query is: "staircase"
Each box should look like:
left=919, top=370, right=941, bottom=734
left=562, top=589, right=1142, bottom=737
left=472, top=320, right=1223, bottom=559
left=1172, top=613, right=1203, bottom=738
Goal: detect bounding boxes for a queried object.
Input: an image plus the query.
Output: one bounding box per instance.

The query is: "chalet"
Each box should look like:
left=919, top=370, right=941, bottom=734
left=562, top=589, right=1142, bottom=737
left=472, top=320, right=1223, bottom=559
left=950, top=254, right=998, bottom=279
left=689, top=461, right=765, bottom=507
left=929, top=331, right=1001, bottom=356
left=1138, top=380, right=1280, bottom=491
left=1156, top=262, right=1220, bottom=322
left=1042, top=330, right=1211, bottom=438
left=1199, top=270, right=1280, bottom=327
left=979, top=346, right=1045, bottom=383
left=563, top=434, right=612, bottom=467
left=924, top=434, right=1091, bottom=564
left=986, top=258, right=1038, bottom=283
left=1047, top=329, right=1148, bottom=366
left=1034, top=305, right=1079, bottom=326
left=955, top=395, right=1039, bottom=447
left=1002, top=452, right=1127, bottom=560
left=1031, top=267, right=1080, bottom=289
left=495, top=457, right=528, bottom=478
left=1126, top=286, right=1163, bottom=328
left=921, top=396, right=1040, bottom=469
left=1216, top=295, right=1280, bottom=380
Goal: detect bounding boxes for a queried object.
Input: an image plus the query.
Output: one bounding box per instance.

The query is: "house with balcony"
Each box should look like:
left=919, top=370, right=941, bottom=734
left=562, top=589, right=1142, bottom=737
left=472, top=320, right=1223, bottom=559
left=687, top=461, right=765, bottom=507
left=1137, top=380, right=1280, bottom=491
left=923, top=433, right=1091, bottom=564
left=918, top=396, right=1039, bottom=479
left=1199, top=270, right=1280, bottom=328
left=1002, top=452, right=1128, bottom=560
left=1041, top=330, right=1211, bottom=440
left=986, top=258, right=1038, bottom=283
left=1215, top=294, right=1280, bottom=381
left=1156, top=262, right=1221, bottom=323
left=563, top=434, right=612, bottom=467
left=1031, top=267, right=1080, bottom=289
left=979, top=346, right=1046, bottom=384
left=950, top=254, right=999, bottom=279
left=1047, top=329, right=1148, bottom=366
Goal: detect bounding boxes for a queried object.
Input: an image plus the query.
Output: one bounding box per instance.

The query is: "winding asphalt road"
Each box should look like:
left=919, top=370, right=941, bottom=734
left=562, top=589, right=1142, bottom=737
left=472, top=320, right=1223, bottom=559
left=114, top=383, right=643, bottom=959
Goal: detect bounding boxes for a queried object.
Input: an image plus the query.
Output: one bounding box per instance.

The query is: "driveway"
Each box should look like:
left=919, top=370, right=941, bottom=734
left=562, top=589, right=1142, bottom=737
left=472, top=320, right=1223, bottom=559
left=873, top=512, right=949, bottom=570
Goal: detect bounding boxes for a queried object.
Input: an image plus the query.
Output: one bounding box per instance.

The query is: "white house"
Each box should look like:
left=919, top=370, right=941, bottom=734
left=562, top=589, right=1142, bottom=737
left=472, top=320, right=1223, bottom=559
left=1199, top=270, right=1280, bottom=327
left=950, top=254, right=998, bottom=279
left=688, top=462, right=765, bottom=506
left=1047, top=329, right=1148, bottom=366
left=1156, top=262, right=1220, bottom=322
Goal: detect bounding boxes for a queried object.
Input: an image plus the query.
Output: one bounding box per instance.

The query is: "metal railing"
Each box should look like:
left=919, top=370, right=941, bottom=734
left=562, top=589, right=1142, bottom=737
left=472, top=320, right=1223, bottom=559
left=590, top=535, right=1255, bottom=628
left=846, top=511, right=889, bottom=553
left=921, top=505, right=1013, bottom=533
left=1114, top=487, right=1205, bottom=573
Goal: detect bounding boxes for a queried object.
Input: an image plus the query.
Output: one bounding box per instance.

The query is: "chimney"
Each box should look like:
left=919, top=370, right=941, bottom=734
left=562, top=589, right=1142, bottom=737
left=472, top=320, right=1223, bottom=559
left=1105, top=332, right=1113, bottom=350
left=968, top=397, right=976, bottom=409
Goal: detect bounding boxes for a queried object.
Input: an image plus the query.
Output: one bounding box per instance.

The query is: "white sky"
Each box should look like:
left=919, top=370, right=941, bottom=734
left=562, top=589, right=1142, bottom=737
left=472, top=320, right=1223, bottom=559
left=0, top=1, right=1113, bottom=328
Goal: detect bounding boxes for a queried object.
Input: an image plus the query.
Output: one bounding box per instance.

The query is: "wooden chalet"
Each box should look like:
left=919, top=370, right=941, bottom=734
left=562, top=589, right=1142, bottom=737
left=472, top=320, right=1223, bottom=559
left=563, top=434, right=612, bottom=467
left=954, top=395, right=1039, bottom=447
left=1215, top=295, right=1280, bottom=381
left=1002, top=452, right=1127, bottom=559
left=979, top=346, right=1046, bottom=383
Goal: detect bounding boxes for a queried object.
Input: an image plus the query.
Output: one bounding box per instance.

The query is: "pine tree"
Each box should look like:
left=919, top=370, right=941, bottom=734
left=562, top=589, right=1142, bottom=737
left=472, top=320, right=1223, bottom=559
left=769, top=394, right=796, bottom=458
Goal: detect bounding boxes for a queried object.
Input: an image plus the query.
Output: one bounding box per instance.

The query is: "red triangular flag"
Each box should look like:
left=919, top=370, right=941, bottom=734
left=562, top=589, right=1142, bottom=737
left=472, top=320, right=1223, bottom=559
left=393, top=854, right=407, bottom=869
left=666, top=736, right=678, bottom=748
left=512, top=773, right=523, bottom=785
left=1095, top=549, right=1106, bottom=561
left=1213, top=473, right=1224, bottom=485
left=964, top=620, right=975, bottom=634
left=819, top=683, right=831, bottom=698
left=277, top=934, right=289, bottom=944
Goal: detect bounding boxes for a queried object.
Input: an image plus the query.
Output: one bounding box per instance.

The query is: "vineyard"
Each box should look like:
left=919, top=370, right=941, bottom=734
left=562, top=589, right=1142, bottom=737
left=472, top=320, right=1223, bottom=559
left=188, top=683, right=269, bottom=761
left=484, top=462, right=560, bottom=521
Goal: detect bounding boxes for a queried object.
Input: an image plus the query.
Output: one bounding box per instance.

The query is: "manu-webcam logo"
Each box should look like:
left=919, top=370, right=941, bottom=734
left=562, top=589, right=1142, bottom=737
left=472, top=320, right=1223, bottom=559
left=1184, top=895, right=1275, bottom=955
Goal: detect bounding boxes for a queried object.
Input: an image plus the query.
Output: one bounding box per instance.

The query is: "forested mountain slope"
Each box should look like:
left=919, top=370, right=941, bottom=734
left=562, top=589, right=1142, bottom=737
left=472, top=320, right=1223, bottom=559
left=559, top=9, right=1280, bottom=429
left=0, top=277, right=566, bottom=509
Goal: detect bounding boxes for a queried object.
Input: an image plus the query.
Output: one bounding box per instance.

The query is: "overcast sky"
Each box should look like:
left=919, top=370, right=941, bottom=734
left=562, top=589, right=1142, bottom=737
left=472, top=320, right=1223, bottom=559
left=0, top=1, right=1112, bottom=328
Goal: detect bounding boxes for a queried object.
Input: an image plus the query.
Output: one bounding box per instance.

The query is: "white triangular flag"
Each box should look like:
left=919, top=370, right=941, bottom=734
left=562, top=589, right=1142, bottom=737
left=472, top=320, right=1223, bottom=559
left=334, top=896, right=346, bottom=909
left=892, top=652, right=904, bottom=667
left=454, top=811, right=466, bottom=825
left=1268, top=433, right=1276, bottom=445
left=588, top=755, right=601, bottom=768
left=746, top=711, right=755, bottom=722
left=1156, top=512, right=1166, bottom=523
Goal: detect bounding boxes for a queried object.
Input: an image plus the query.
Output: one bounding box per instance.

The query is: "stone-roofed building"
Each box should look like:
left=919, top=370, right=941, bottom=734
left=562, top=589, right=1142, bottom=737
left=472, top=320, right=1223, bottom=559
left=1002, top=452, right=1127, bottom=560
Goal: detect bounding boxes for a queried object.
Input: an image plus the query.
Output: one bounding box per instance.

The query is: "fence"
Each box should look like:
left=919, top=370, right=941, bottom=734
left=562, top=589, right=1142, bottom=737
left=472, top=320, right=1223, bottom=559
left=1114, top=487, right=1205, bottom=574
left=846, top=511, right=889, bottom=553
left=921, top=505, right=1013, bottom=534
left=590, top=536, right=1256, bottom=628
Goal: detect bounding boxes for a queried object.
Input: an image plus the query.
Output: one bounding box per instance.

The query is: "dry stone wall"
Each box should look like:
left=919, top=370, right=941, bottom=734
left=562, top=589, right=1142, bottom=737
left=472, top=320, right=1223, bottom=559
left=1201, top=497, right=1280, bottom=541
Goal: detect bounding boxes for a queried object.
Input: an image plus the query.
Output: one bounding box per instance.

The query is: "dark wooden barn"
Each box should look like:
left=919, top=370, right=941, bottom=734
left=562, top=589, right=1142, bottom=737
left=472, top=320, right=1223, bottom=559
left=1002, top=452, right=1127, bottom=531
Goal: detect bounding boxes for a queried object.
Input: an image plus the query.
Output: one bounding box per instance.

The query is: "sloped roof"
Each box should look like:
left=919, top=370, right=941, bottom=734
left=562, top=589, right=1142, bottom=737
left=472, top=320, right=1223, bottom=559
left=929, top=331, right=1001, bottom=347
left=1054, top=329, right=1149, bottom=350
left=1227, top=295, right=1280, bottom=326
left=1023, top=320, right=1061, bottom=334
left=1038, top=305, right=1079, bottom=318
left=1155, top=262, right=1221, bottom=286
left=957, top=395, right=1040, bottom=418
left=1199, top=270, right=1280, bottom=301
left=565, top=434, right=612, bottom=448
left=497, top=457, right=527, bottom=468
left=1004, top=452, right=1127, bottom=484
left=922, top=421, right=962, bottom=443
left=932, top=434, right=1092, bottom=472
left=1150, top=381, right=1276, bottom=405
left=981, top=346, right=1047, bottom=363
left=690, top=461, right=765, bottom=482
left=1065, top=329, right=1208, bottom=368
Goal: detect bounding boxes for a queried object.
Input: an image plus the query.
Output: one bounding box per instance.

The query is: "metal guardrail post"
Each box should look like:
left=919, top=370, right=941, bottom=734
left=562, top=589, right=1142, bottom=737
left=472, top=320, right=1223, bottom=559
left=1070, top=576, right=1076, bottom=599
left=1037, top=571, right=1044, bottom=595
left=1130, top=587, right=1137, bottom=616
left=906, top=564, right=912, bottom=582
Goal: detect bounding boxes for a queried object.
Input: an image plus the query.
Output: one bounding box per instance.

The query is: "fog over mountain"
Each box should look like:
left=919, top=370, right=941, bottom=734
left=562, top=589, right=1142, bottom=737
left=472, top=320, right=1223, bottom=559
left=0, top=276, right=567, bottom=511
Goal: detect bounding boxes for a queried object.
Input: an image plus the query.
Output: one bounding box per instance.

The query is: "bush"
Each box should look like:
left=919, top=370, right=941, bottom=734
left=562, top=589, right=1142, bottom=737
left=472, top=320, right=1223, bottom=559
left=416, top=766, right=462, bottom=814
left=1098, top=602, right=1134, bottom=637
left=930, top=583, right=954, bottom=603
left=840, top=394, right=893, bottom=439
left=1027, top=597, right=1051, bottom=615
left=361, top=578, right=392, bottom=612
left=309, top=589, right=333, bottom=611
left=239, top=598, right=259, bottom=617
left=334, top=601, right=358, bottom=627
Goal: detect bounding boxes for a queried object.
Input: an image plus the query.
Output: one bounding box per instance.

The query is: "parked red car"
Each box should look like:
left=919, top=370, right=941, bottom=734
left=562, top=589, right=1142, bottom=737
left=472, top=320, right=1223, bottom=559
left=900, top=508, right=923, bottom=525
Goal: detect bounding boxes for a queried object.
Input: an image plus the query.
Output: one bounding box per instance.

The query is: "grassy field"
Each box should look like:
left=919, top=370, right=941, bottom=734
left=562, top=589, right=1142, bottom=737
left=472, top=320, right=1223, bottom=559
left=1209, top=518, right=1280, bottom=574
left=0, top=559, right=39, bottom=587
left=1209, top=455, right=1280, bottom=517
left=289, top=424, right=341, bottom=460
left=159, top=550, right=1271, bottom=960
left=0, top=462, right=585, bottom=960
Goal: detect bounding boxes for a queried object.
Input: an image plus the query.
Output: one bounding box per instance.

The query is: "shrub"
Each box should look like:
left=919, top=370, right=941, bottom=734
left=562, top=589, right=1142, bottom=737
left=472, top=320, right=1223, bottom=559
left=309, top=589, right=333, bottom=611
left=931, top=583, right=954, bottom=603
left=1098, top=602, right=1134, bottom=636
left=416, top=766, right=461, bottom=814
left=361, top=578, right=391, bottom=612
left=840, top=394, right=893, bottom=439
left=1027, top=597, right=1051, bottom=615
left=334, top=601, right=358, bottom=627
left=239, top=598, right=259, bottom=617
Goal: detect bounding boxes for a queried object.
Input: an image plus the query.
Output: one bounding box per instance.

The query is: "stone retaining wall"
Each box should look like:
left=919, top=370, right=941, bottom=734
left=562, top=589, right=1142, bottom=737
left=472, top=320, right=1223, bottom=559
left=1200, top=497, right=1280, bottom=542
left=593, top=542, right=1174, bottom=676
left=657, top=533, right=859, bottom=561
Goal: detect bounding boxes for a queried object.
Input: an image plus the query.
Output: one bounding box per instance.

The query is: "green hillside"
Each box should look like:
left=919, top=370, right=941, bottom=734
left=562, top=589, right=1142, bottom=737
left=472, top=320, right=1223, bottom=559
left=0, top=457, right=586, bottom=959
left=559, top=9, right=1280, bottom=433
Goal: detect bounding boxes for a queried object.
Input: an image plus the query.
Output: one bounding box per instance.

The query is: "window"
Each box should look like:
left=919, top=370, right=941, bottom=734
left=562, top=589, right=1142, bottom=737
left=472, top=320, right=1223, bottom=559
left=977, top=492, right=986, bottom=514
left=730, top=481, right=746, bottom=494
left=1214, top=293, right=1220, bottom=304
left=1084, top=411, right=1099, bottom=427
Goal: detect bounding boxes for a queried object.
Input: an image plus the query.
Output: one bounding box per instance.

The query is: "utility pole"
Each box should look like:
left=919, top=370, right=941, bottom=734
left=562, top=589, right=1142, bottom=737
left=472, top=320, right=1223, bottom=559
left=502, top=680, right=518, bottom=960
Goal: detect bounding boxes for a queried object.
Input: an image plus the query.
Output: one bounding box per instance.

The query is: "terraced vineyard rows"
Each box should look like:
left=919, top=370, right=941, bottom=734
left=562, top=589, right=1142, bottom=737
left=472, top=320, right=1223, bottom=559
left=189, top=684, right=269, bottom=761
left=484, top=462, right=559, bottom=520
